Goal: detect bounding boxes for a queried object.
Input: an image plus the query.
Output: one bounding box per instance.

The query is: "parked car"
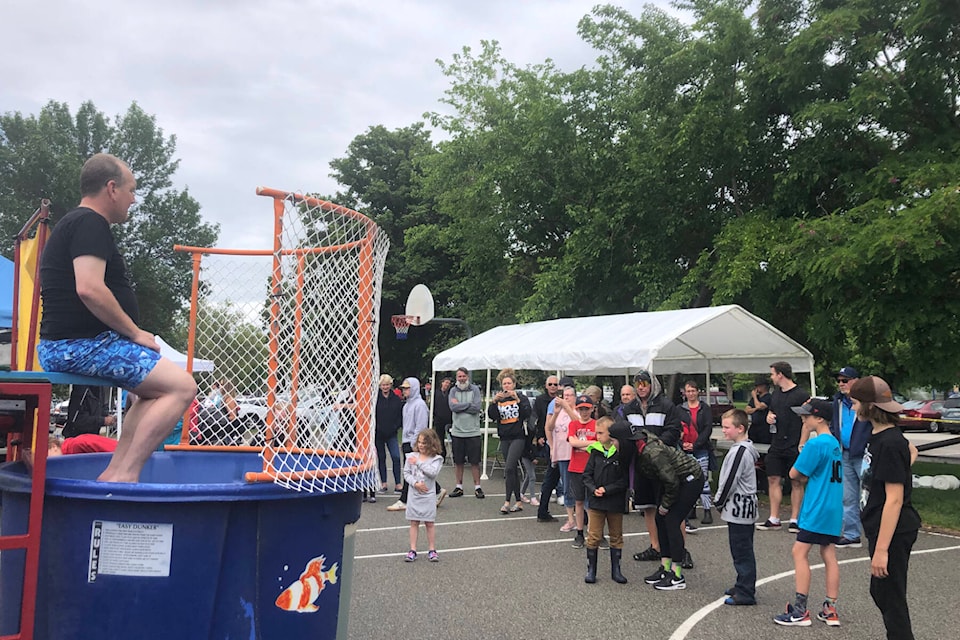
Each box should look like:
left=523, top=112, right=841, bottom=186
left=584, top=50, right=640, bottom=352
left=233, top=393, right=345, bottom=448
left=935, top=398, right=960, bottom=434
left=50, top=400, right=69, bottom=426
left=700, top=391, right=735, bottom=424
left=897, top=399, right=947, bottom=432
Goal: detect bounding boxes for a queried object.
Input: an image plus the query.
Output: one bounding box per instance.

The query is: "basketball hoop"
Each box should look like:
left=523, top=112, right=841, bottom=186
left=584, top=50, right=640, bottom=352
left=391, top=315, right=419, bottom=340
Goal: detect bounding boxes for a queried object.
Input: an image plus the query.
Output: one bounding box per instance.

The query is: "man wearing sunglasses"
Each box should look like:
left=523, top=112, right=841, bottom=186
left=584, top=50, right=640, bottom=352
left=829, top=366, right=870, bottom=548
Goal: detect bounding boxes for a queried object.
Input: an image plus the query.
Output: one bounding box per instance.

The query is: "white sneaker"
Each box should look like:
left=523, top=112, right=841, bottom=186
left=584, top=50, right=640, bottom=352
left=556, top=495, right=563, bottom=504
left=386, top=500, right=406, bottom=511
left=436, top=488, right=447, bottom=507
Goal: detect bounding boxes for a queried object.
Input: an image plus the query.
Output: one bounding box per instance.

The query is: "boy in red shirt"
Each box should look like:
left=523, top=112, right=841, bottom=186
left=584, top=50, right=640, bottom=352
left=565, top=394, right=597, bottom=548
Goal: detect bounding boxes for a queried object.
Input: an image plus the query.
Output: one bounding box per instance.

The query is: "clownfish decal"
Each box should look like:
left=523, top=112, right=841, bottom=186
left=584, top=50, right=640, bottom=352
left=275, top=555, right=339, bottom=613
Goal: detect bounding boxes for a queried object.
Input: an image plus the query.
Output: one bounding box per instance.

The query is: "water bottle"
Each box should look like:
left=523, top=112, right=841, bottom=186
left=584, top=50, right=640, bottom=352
left=769, top=419, right=777, bottom=434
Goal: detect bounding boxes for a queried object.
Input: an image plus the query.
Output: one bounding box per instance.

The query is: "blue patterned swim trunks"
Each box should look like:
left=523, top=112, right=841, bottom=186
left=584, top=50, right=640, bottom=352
left=37, top=331, right=162, bottom=389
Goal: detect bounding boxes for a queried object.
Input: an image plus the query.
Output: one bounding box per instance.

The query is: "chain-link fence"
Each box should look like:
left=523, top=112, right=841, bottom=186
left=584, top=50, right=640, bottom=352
left=173, top=188, right=388, bottom=493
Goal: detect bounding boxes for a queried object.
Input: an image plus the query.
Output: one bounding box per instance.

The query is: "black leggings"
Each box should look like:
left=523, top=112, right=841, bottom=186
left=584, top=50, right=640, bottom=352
left=654, top=476, right=703, bottom=563
left=500, top=438, right=525, bottom=502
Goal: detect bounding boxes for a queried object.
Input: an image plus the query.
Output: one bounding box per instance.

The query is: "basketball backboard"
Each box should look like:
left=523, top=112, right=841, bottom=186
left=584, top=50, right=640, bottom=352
left=405, top=284, right=435, bottom=326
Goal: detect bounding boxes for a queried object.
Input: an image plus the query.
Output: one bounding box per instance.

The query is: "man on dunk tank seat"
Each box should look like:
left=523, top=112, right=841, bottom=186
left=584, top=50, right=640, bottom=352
left=36, top=153, right=197, bottom=483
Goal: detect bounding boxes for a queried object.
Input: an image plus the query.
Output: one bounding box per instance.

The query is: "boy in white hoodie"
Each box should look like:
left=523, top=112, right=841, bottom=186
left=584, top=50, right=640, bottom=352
left=387, top=378, right=446, bottom=510
left=715, top=409, right=760, bottom=605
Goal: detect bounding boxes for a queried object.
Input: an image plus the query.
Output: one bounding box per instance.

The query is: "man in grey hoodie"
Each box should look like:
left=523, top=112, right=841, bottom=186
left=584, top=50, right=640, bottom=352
left=387, top=377, right=446, bottom=510
left=447, top=367, right=486, bottom=499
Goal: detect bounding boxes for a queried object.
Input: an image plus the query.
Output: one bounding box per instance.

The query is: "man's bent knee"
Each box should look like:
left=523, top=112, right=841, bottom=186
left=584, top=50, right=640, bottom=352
left=134, top=358, right=198, bottom=402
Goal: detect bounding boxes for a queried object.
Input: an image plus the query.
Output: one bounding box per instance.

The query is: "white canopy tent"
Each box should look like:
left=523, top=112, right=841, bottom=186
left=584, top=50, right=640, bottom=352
left=430, top=305, right=815, bottom=478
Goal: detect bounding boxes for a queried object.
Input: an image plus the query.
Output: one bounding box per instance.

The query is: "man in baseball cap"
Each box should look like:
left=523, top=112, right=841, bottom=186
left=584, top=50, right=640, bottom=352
left=830, top=366, right=870, bottom=548
left=791, top=398, right=834, bottom=421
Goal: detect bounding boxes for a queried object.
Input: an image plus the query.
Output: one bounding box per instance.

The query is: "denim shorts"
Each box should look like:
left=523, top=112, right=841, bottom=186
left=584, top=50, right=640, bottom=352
left=38, top=331, right=161, bottom=389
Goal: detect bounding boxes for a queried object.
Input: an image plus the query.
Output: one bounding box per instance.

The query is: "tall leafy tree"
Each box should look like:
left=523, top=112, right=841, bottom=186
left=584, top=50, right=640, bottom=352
left=328, top=123, right=450, bottom=377
left=0, top=100, right=219, bottom=342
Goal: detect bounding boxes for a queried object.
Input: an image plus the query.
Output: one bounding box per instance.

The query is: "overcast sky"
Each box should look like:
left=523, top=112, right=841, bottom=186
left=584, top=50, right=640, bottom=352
left=3, top=0, right=678, bottom=250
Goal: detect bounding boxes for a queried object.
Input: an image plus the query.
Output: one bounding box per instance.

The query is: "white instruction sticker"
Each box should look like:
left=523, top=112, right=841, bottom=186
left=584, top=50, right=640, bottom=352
left=88, top=520, right=173, bottom=582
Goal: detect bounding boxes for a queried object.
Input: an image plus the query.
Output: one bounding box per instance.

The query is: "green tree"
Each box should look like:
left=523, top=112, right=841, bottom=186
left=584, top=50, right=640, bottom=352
left=328, top=123, right=452, bottom=377
left=0, top=100, right=219, bottom=343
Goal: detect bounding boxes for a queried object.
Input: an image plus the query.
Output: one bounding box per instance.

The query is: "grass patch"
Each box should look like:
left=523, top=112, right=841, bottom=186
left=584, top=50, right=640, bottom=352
left=720, top=452, right=960, bottom=533
left=908, top=461, right=960, bottom=532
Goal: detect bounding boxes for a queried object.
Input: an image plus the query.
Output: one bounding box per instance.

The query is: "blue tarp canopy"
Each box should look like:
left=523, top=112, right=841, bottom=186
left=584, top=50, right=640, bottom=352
left=0, top=256, right=13, bottom=329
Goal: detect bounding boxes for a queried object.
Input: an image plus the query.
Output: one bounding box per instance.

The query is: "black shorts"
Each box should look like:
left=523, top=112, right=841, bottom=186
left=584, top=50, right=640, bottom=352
left=796, top=529, right=840, bottom=546
left=568, top=471, right=586, bottom=502
left=764, top=448, right=799, bottom=478
left=452, top=435, right=482, bottom=465
left=633, top=476, right=660, bottom=509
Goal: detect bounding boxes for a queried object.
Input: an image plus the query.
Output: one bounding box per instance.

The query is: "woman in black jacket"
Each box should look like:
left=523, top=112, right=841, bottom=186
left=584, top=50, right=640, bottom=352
left=375, top=374, right=404, bottom=496
left=679, top=380, right=716, bottom=524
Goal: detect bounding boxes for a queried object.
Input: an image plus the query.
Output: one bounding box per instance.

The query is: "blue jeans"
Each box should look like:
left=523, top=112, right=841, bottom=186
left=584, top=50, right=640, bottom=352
left=693, top=450, right=712, bottom=509
left=538, top=463, right=561, bottom=518
left=727, top=522, right=757, bottom=602
left=559, top=460, right=574, bottom=508
left=375, top=433, right=401, bottom=486
left=842, top=450, right=863, bottom=540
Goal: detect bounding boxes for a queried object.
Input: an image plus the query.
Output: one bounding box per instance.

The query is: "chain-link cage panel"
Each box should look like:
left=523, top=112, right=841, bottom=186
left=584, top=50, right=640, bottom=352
left=174, top=188, right=388, bottom=494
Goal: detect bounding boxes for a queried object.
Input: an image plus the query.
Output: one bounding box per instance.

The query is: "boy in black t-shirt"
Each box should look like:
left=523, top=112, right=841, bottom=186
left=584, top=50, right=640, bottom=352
left=849, top=376, right=920, bottom=640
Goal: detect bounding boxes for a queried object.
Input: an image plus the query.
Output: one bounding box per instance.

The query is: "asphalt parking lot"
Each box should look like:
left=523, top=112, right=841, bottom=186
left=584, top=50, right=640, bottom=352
left=346, top=464, right=960, bottom=640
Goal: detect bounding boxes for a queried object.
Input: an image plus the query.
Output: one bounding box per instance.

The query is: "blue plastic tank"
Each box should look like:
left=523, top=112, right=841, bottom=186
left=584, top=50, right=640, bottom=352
left=0, top=451, right=361, bottom=639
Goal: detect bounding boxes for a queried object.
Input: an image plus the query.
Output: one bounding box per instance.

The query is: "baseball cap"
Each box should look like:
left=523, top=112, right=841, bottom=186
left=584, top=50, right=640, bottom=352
left=575, top=394, right=594, bottom=409
left=791, top=398, right=833, bottom=421
left=559, top=376, right=575, bottom=388
left=848, top=376, right=903, bottom=413
left=834, top=366, right=860, bottom=380
left=633, top=370, right=652, bottom=384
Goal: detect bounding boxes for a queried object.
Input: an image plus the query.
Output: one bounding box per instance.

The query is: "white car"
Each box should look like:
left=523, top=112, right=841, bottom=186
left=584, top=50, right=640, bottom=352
left=235, top=393, right=345, bottom=449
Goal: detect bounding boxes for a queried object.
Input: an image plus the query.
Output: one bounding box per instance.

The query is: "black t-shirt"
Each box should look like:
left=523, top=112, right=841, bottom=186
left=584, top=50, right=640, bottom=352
left=39, top=207, right=139, bottom=340
left=748, top=391, right=773, bottom=444
left=859, top=426, right=921, bottom=539
left=768, top=384, right=810, bottom=452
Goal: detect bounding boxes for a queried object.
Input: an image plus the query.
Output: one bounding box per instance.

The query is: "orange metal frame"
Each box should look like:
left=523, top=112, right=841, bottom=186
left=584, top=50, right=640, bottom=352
left=170, top=188, right=381, bottom=482
left=1, top=199, right=56, bottom=640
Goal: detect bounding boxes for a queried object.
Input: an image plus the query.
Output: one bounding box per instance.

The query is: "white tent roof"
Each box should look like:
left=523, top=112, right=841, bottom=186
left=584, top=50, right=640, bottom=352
left=432, top=305, right=814, bottom=378
left=156, top=336, right=215, bottom=373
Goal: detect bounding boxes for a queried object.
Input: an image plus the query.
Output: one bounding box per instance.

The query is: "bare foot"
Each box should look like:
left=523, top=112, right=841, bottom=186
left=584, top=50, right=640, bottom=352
left=96, top=471, right=138, bottom=483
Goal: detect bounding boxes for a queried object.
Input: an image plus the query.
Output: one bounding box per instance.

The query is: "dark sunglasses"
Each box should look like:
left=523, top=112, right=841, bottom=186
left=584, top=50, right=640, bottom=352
left=836, top=378, right=851, bottom=383
left=546, top=383, right=559, bottom=386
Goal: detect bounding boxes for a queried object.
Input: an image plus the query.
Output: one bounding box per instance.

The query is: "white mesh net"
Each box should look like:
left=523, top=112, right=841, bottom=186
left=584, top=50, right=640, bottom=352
left=173, top=188, right=388, bottom=493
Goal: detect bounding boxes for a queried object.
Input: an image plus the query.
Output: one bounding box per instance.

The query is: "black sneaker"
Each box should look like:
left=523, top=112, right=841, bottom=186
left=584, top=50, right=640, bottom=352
left=598, top=536, right=610, bottom=549
left=654, top=573, right=686, bottom=591
left=634, top=545, right=661, bottom=562
left=449, top=487, right=464, bottom=498
left=836, top=536, right=862, bottom=549
left=681, top=550, right=694, bottom=569
left=571, top=534, right=585, bottom=549
left=788, top=521, right=800, bottom=533
left=756, top=519, right=782, bottom=531
left=475, top=488, right=485, bottom=499
left=644, top=568, right=669, bottom=585
left=685, top=521, right=698, bottom=534
left=537, top=514, right=558, bottom=522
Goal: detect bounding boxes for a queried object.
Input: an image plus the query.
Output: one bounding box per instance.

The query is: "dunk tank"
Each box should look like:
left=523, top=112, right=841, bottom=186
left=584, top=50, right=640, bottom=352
left=0, top=189, right=389, bottom=639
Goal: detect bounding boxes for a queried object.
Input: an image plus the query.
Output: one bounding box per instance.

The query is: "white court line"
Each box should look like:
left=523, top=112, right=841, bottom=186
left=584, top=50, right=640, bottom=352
left=354, top=531, right=654, bottom=559
left=668, top=542, right=960, bottom=640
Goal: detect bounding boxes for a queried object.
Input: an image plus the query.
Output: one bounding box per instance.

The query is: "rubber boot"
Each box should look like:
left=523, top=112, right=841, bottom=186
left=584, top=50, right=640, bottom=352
left=701, top=507, right=713, bottom=525
left=585, top=548, right=598, bottom=584
left=611, top=548, right=628, bottom=584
